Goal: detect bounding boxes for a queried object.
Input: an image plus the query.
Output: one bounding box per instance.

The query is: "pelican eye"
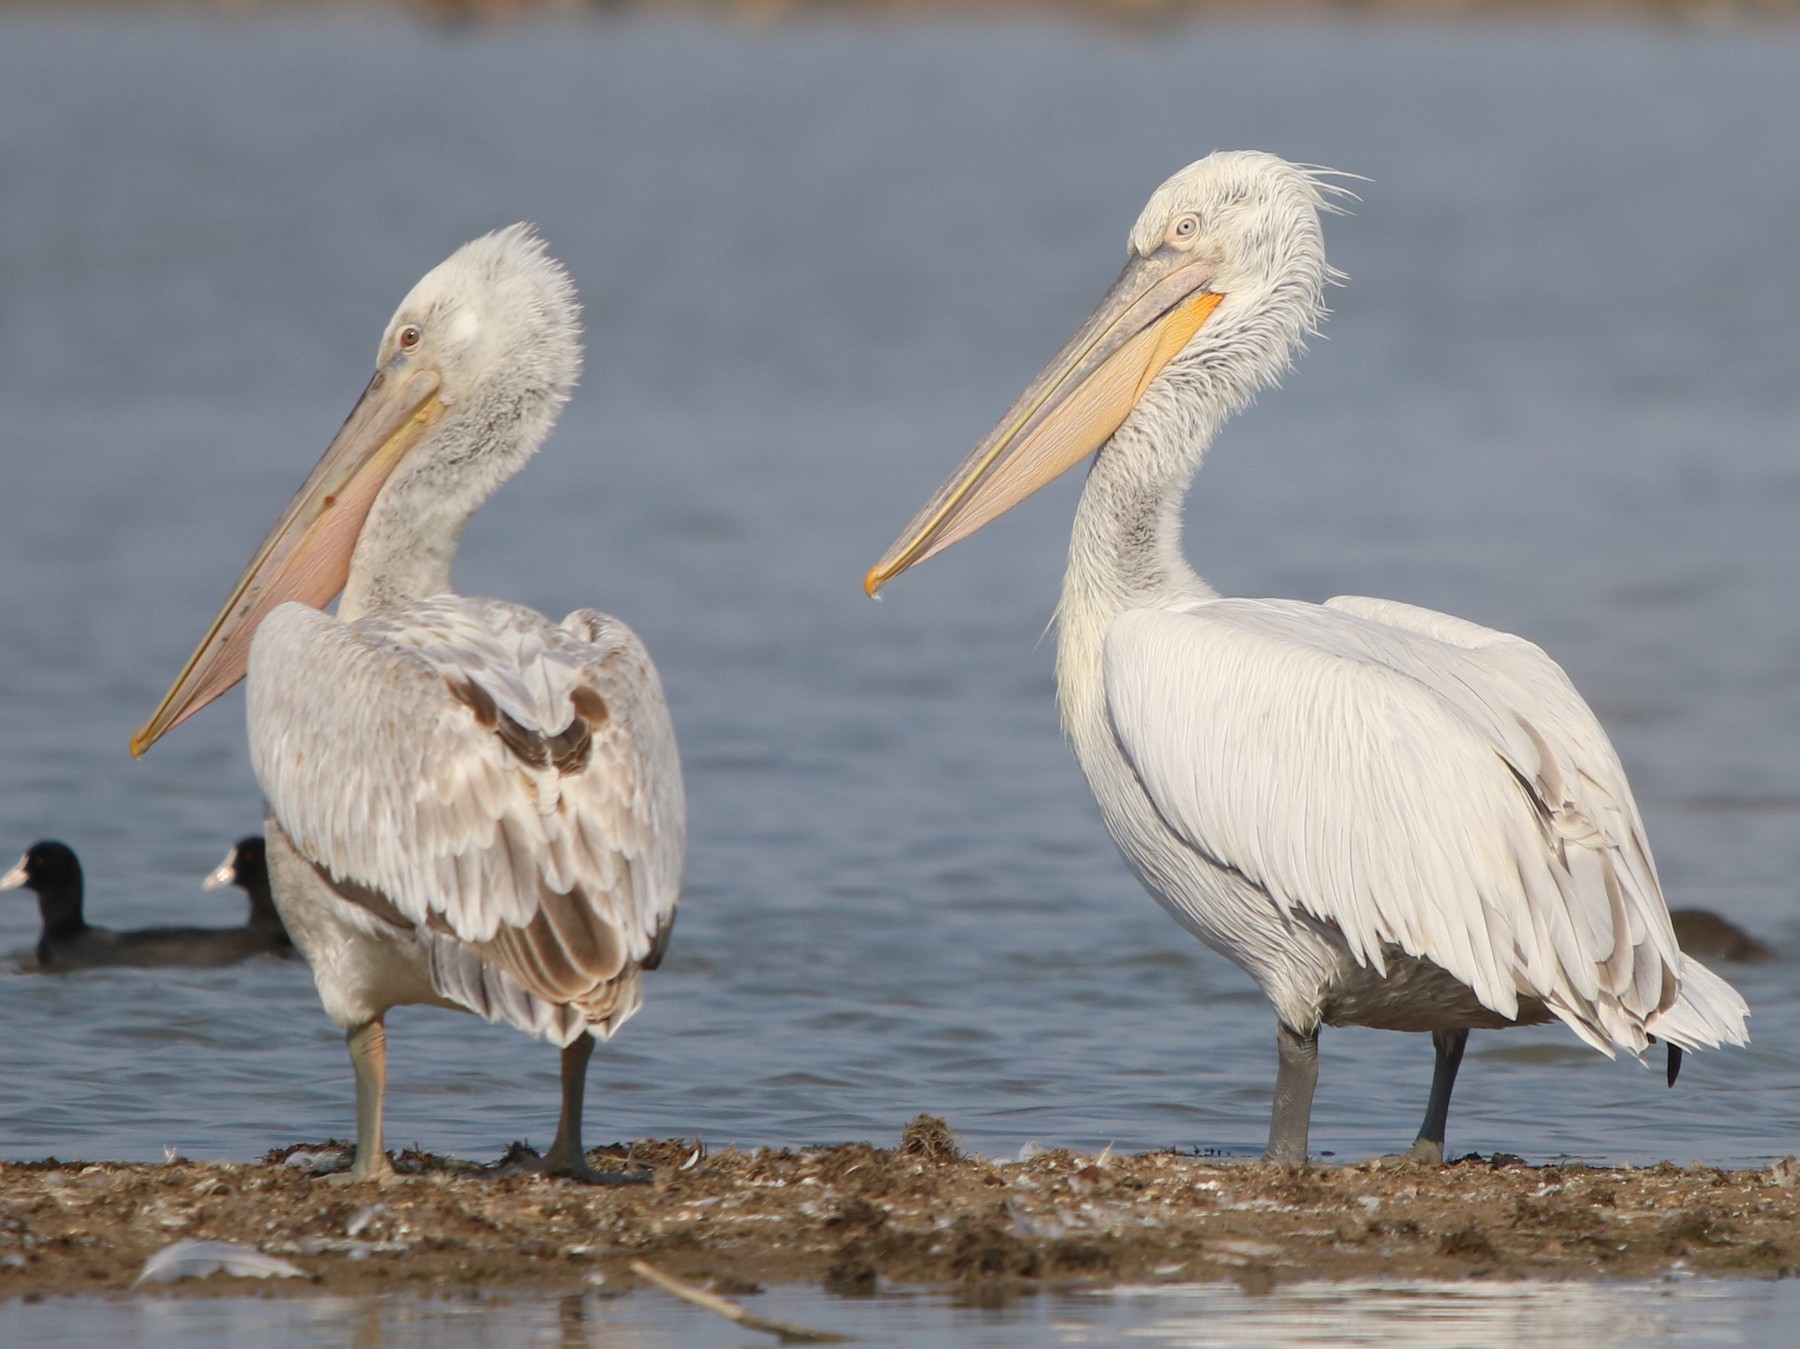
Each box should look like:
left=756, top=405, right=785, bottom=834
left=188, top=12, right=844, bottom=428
left=1171, top=214, right=1201, bottom=242
left=396, top=324, right=423, bottom=352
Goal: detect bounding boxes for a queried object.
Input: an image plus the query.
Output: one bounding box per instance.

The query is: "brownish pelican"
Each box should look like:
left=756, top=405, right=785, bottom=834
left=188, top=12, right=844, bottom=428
left=133, top=226, right=684, bottom=1183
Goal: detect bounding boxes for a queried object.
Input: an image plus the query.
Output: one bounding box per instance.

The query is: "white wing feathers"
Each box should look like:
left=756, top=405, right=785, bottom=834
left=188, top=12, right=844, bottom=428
left=248, top=596, right=683, bottom=1035
left=1103, top=595, right=1747, bottom=1056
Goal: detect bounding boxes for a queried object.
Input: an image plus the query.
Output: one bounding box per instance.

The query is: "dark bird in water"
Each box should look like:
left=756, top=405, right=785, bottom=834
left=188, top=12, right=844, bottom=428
left=3, top=840, right=295, bottom=972
left=203, top=837, right=296, bottom=956
left=1669, top=909, right=1776, bottom=964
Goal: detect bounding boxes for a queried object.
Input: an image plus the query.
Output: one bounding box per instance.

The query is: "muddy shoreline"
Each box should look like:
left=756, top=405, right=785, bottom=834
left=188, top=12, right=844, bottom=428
left=4, top=1118, right=1798, bottom=1302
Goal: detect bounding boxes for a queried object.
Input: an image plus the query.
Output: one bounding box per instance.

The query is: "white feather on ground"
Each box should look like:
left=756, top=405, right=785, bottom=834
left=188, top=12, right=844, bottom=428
left=133, top=1239, right=309, bottom=1286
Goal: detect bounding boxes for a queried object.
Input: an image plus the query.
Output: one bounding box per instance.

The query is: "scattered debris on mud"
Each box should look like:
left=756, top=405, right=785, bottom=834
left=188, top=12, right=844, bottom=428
left=3, top=1120, right=1798, bottom=1300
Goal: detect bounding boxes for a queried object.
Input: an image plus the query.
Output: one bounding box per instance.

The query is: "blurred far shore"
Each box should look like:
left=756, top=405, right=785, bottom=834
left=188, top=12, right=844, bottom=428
left=9, top=0, right=1800, bottom=26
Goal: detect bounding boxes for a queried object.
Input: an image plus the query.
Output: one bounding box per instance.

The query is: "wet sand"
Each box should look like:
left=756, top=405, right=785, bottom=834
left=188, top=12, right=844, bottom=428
left=4, top=1118, right=1797, bottom=1300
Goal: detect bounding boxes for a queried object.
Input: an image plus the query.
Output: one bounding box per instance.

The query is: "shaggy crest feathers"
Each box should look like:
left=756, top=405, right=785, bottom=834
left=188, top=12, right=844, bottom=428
left=386, top=222, right=583, bottom=410
left=1131, top=151, right=1336, bottom=354
left=1092, top=152, right=1347, bottom=515
left=342, top=226, right=586, bottom=619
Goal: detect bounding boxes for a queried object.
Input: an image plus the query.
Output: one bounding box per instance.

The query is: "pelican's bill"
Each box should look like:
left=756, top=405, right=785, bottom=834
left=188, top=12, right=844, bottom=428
left=131, top=364, right=444, bottom=756
left=865, top=254, right=1222, bottom=596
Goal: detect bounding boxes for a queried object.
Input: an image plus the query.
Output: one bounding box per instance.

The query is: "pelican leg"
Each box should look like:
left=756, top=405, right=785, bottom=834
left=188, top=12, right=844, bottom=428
left=540, top=1034, right=596, bottom=1176
left=1263, top=1022, right=1318, bottom=1166
left=535, top=1035, right=648, bottom=1185
left=1403, top=1029, right=1468, bottom=1165
left=330, top=1018, right=396, bottom=1185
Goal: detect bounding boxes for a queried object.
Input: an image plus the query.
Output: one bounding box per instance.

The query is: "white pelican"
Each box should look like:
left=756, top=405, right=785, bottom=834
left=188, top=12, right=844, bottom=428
left=131, top=226, right=684, bottom=1184
left=866, top=152, right=1749, bottom=1164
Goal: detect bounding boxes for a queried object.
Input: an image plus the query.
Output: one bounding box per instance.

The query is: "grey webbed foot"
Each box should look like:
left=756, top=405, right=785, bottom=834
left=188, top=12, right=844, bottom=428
left=1387, top=1138, right=1445, bottom=1166
left=324, top=1155, right=399, bottom=1187
left=528, top=1147, right=653, bottom=1186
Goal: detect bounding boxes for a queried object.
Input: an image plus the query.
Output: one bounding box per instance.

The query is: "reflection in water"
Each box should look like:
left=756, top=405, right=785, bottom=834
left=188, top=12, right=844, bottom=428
left=1092, top=1279, right=1769, bottom=1348
left=3, top=1280, right=1796, bottom=1348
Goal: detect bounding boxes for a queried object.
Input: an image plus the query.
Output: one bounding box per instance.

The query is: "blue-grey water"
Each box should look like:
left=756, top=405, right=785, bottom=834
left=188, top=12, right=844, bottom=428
left=5, top=1276, right=1800, bottom=1349
left=1, top=10, right=1798, bottom=1342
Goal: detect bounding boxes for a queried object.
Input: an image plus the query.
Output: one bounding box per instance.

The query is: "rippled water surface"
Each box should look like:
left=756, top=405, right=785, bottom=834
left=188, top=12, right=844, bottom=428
left=5, top=1278, right=1800, bottom=1348
left=2, top=13, right=1798, bottom=1198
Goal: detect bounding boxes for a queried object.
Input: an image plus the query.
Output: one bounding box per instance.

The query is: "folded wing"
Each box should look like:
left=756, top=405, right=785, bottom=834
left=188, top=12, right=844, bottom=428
left=1103, top=595, right=1744, bottom=1054
left=249, top=595, right=684, bottom=1040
